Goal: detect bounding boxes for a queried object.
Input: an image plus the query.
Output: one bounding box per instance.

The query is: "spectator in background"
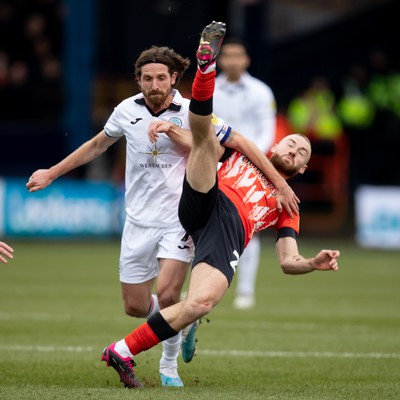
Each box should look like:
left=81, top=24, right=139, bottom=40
left=4, top=60, right=34, bottom=119
left=365, top=46, right=400, bottom=185
left=0, top=0, right=63, bottom=122
left=287, top=76, right=343, bottom=141
left=213, top=37, right=277, bottom=309
left=0, top=241, right=13, bottom=263
left=0, top=50, right=10, bottom=116
left=337, top=63, right=374, bottom=189
left=0, top=2, right=15, bottom=53
left=32, top=55, right=64, bottom=121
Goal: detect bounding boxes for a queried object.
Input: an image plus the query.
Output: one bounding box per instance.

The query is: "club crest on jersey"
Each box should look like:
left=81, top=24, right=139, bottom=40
left=169, top=117, right=183, bottom=127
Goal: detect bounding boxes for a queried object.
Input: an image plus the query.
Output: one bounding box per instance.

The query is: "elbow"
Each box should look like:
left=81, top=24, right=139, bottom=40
left=280, top=261, right=292, bottom=275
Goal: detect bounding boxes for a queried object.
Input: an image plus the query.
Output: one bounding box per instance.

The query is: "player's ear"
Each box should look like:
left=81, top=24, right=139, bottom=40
left=171, top=71, right=178, bottom=86
left=298, top=164, right=308, bottom=175
left=270, top=143, right=278, bottom=154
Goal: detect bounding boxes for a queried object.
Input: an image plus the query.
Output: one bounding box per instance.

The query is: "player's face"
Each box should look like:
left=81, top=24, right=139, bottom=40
left=137, top=63, right=177, bottom=107
left=270, top=135, right=311, bottom=178
left=217, top=44, right=250, bottom=81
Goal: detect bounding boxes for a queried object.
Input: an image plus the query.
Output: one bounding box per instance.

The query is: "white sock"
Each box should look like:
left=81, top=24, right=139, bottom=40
left=114, top=339, right=133, bottom=358
left=160, top=331, right=181, bottom=370
left=236, top=235, right=261, bottom=296
left=145, top=294, right=160, bottom=319
left=144, top=294, right=181, bottom=371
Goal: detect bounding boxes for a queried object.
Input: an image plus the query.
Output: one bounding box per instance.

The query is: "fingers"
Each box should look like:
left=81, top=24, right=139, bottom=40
left=0, top=242, right=14, bottom=264
left=280, top=197, right=298, bottom=218
left=26, top=178, right=34, bottom=189
left=26, top=171, right=39, bottom=189
left=0, top=241, right=13, bottom=251
left=290, top=199, right=299, bottom=216
left=314, top=249, right=340, bottom=271
left=282, top=201, right=293, bottom=218
left=26, top=181, right=34, bottom=191
left=26, top=178, right=39, bottom=192
left=326, top=249, right=340, bottom=271
left=278, top=186, right=300, bottom=217
left=147, top=126, right=159, bottom=143
left=276, top=199, right=283, bottom=214
left=27, top=184, right=39, bottom=193
left=329, top=257, right=339, bottom=271
left=26, top=178, right=45, bottom=192
left=148, top=120, right=172, bottom=142
left=327, top=249, right=340, bottom=260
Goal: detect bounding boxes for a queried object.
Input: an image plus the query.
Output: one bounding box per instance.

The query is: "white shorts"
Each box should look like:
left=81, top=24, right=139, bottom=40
left=119, top=220, right=194, bottom=284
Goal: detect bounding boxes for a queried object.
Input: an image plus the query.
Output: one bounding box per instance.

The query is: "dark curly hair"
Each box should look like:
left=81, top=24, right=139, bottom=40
left=134, top=46, right=191, bottom=87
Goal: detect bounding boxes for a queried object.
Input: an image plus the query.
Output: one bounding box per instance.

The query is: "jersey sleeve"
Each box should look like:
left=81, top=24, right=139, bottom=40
left=275, top=210, right=300, bottom=234
left=211, top=114, right=232, bottom=145
left=104, top=106, right=125, bottom=138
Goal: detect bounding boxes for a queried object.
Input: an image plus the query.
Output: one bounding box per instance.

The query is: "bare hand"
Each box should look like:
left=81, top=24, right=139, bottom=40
left=0, top=241, right=14, bottom=263
left=276, top=184, right=300, bottom=218
left=148, top=120, right=174, bottom=143
left=313, top=249, right=340, bottom=271
left=26, top=169, right=53, bottom=192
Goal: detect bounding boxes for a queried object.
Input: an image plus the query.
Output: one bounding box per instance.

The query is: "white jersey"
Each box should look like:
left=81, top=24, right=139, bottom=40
left=104, top=89, right=190, bottom=228
left=214, top=71, right=276, bottom=154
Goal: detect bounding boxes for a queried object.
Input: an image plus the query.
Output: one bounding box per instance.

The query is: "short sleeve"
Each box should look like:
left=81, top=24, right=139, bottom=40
left=104, top=107, right=125, bottom=138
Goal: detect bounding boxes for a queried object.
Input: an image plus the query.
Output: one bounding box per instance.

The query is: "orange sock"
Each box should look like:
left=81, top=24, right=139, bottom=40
left=192, top=69, right=216, bottom=101
left=124, top=322, right=160, bottom=356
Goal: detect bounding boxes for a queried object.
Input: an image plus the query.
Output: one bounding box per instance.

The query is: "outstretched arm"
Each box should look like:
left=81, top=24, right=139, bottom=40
left=0, top=241, right=14, bottom=264
left=26, top=131, right=118, bottom=192
left=276, top=236, right=340, bottom=274
left=148, top=120, right=299, bottom=216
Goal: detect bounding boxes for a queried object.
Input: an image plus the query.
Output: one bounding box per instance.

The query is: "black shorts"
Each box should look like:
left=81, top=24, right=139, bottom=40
left=178, top=175, right=245, bottom=285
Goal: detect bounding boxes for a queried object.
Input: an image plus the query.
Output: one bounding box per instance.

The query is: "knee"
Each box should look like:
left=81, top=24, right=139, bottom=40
left=184, top=297, right=214, bottom=319
left=123, top=298, right=149, bottom=318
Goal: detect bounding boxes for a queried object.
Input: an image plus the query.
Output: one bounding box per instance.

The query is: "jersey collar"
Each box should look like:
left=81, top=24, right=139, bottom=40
left=134, top=89, right=183, bottom=116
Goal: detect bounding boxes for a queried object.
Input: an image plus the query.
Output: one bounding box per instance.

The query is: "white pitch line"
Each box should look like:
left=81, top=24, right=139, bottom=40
left=197, top=349, right=400, bottom=360
left=1, top=345, right=399, bottom=360
left=0, top=345, right=94, bottom=353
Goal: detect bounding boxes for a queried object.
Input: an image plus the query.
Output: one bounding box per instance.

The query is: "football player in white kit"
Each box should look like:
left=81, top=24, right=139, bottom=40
left=27, top=46, right=196, bottom=387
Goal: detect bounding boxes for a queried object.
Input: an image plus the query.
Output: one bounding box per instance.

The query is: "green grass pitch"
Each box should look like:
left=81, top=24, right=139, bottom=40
left=0, top=236, right=399, bottom=399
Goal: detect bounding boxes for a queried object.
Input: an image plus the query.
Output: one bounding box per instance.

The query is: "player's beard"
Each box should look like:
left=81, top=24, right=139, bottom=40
left=144, top=89, right=170, bottom=107
left=270, top=153, right=298, bottom=178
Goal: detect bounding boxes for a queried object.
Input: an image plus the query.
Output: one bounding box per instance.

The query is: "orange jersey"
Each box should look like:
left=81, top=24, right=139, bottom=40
left=218, top=150, right=300, bottom=247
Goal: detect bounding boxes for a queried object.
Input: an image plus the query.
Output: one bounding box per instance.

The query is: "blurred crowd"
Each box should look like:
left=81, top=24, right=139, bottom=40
left=1, top=0, right=399, bottom=189
left=285, top=46, right=400, bottom=187
left=0, top=0, right=64, bottom=122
